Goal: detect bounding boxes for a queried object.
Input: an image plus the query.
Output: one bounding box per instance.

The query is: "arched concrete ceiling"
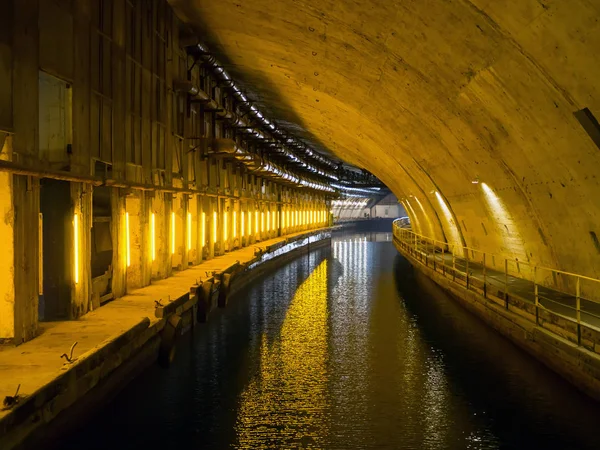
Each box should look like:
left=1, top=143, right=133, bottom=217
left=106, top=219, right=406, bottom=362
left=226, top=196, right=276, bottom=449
left=170, top=0, right=600, bottom=278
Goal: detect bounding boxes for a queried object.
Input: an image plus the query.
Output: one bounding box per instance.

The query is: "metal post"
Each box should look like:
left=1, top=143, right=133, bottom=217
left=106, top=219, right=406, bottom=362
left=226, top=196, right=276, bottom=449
left=534, top=266, right=539, bottom=326
left=504, top=258, right=509, bottom=309
left=466, top=248, right=470, bottom=289
left=576, top=276, right=581, bottom=346
left=414, top=233, right=418, bottom=258
left=483, top=252, right=487, bottom=298
left=452, top=245, right=456, bottom=282
left=442, top=244, right=445, bottom=276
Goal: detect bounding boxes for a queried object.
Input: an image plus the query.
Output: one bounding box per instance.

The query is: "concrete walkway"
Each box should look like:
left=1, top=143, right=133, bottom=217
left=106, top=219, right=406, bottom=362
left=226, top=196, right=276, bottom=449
left=409, top=241, right=600, bottom=330
left=0, top=228, right=328, bottom=420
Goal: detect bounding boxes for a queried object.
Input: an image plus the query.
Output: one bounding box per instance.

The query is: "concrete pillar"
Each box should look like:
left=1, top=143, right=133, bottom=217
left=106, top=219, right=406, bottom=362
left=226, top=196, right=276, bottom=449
left=0, top=155, right=15, bottom=342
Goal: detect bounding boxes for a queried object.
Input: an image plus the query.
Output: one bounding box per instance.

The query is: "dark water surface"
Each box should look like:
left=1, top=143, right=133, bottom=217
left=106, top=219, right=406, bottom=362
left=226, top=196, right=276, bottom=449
left=58, top=232, right=600, bottom=449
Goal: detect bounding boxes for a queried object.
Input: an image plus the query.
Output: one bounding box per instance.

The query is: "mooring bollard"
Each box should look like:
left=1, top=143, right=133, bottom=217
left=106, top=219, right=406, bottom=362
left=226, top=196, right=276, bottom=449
left=158, top=314, right=182, bottom=368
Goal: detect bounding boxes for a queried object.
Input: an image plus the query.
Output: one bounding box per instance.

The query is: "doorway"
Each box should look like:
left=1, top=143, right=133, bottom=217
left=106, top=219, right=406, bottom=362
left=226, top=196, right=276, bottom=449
left=92, top=185, right=113, bottom=305
left=40, top=178, right=72, bottom=321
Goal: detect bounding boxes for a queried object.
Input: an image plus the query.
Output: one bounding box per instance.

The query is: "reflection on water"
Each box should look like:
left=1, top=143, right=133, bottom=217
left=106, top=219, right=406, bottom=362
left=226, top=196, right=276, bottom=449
left=236, top=260, right=330, bottom=448
left=57, top=231, right=600, bottom=450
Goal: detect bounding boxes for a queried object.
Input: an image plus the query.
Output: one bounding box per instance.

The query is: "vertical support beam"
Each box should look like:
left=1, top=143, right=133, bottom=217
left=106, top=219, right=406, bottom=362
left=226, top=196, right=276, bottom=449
left=466, top=248, right=470, bottom=289
left=111, top=188, right=127, bottom=298
left=0, top=162, right=15, bottom=341
left=576, top=276, right=581, bottom=345
left=534, top=266, right=539, bottom=325
left=504, top=258, right=509, bottom=309
left=12, top=0, right=40, bottom=343
left=72, top=0, right=91, bottom=175
left=12, top=176, right=39, bottom=343
left=483, top=252, right=487, bottom=298
left=112, top=0, right=126, bottom=179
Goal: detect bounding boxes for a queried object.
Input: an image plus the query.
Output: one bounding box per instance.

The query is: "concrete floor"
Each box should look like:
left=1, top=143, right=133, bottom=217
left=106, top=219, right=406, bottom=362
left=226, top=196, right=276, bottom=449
left=0, top=229, right=326, bottom=418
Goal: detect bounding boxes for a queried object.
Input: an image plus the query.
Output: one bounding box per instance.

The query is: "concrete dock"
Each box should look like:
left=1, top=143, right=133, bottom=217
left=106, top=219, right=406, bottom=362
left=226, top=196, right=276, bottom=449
left=0, top=228, right=331, bottom=450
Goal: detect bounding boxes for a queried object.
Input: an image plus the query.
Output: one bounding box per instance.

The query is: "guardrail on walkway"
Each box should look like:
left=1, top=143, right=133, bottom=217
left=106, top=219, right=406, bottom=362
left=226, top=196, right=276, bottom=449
left=392, top=220, right=600, bottom=348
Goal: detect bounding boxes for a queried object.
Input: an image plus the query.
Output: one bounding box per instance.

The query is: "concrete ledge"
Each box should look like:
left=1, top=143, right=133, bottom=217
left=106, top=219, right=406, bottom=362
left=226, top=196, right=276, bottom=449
left=395, top=240, right=600, bottom=401
left=0, top=228, right=331, bottom=450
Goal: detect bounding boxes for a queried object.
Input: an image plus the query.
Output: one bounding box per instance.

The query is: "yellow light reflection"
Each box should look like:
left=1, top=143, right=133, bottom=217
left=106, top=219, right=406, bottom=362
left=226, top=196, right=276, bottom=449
left=403, top=200, right=422, bottom=234
left=224, top=211, right=228, bottom=242
left=261, top=211, right=265, bottom=233
left=235, top=260, right=329, bottom=445
left=267, top=209, right=270, bottom=231
left=413, top=196, right=435, bottom=238
left=481, top=183, right=526, bottom=258
left=272, top=210, right=276, bottom=231
left=435, top=192, right=462, bottom=249
left=255, top=211, right=259, bottom=236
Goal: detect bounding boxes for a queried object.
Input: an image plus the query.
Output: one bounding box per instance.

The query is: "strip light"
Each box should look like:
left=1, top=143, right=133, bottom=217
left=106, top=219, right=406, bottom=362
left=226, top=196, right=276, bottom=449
left=171, top=212, right=176, bottom=255
left=213, top=211, right=217, bottom=243
left=241, top=211, right=245, bottom=237
left=151, top=213, right=156, bottom=261
left=74, top=213, right=79, bottom=284
left=187, top=212, right=192, bottom=251
left=126, top=212, right=131, bottom=267
left=201, top=212, right=206, bottom=248
left=233, top=211, right=237, bottom=238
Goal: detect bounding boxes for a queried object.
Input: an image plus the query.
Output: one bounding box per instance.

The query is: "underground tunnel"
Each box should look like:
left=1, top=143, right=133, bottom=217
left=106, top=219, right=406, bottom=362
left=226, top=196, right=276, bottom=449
left=1, top=1, right=600, bottom=449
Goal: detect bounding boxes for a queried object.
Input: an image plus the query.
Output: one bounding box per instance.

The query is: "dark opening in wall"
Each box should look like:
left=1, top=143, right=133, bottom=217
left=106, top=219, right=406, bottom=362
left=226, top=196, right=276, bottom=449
left=574, top=108, right=600, bottom=150
left=590, top=231, right=600, bottom=254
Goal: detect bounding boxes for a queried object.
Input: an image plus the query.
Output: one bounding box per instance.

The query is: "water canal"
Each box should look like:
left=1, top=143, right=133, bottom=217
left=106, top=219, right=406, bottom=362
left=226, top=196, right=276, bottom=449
left=57, top=231, right=600, bottom=449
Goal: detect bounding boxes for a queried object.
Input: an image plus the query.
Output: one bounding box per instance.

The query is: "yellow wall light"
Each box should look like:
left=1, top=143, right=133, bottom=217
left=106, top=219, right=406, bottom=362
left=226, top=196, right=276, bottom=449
left=73, top=213, right=79, bottom=284
left=201, top=212, right=206, bottom=248
left=151, top=213, right=156, bottom=261
left=171, top=211, right=176, bottom=255
left=233, top=211, right=237, bottom=239
left=213, top=211, right=217, bottom=243
left=241, top=211, right=245, bottom=238
left=187, top=212, right=192, bottom=251
left=125, top=212, right=131, bottom=267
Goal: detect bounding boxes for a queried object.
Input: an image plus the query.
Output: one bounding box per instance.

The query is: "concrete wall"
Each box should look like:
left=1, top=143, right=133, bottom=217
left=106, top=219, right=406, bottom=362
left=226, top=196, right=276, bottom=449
left=0, top=0, right=330, bottom=343
left=170, top=0, right=600, bottom=283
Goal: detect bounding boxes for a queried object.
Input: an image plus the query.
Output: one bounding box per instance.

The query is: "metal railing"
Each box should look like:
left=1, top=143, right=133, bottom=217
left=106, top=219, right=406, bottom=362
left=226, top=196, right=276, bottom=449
left=392, top=220, right=600, bottom=347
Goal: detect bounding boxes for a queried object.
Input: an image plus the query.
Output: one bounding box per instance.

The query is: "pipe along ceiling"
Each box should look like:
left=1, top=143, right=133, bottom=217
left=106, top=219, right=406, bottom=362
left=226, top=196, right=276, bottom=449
left=169, top=0, right=600, bottom=279
left=179, top=41, right=386, bottom=199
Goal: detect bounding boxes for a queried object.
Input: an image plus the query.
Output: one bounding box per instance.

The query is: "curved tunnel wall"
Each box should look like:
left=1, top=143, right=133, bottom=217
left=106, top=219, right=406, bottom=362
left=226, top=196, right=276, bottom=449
left=171, top=0, right=600, bottom=280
